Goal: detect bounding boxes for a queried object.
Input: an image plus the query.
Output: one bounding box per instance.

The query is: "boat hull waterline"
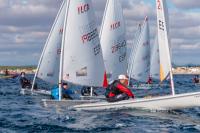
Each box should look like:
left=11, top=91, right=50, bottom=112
left=20, top=88, right=51, bottom=96
left=73, top=92, right=200, bottom=111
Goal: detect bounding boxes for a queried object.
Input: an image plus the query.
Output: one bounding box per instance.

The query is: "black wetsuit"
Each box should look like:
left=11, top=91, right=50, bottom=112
left=105, top=80, right=134, bottom=102
left=194, top=78, right=199, bottom=83
left=20, top=77, right=31, bottom=88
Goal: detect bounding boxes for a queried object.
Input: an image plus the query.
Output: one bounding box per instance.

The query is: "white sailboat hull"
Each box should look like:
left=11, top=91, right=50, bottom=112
left=41, top=99, right=100, bottom=109
left=73, top=92, right=200, bottom=111
left=20, top=88, right=51, bottom=96
left=130, top=83, right=169, bottom=90
left=130, top=84, right=161, bottom=90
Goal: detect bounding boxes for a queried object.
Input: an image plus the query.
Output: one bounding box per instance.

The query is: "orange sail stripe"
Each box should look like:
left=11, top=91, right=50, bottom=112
left=160, top=64, right=165, bottom=82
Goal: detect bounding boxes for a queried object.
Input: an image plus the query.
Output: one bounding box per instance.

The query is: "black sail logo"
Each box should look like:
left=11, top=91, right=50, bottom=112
left=76, top=67, right=87, bottom=77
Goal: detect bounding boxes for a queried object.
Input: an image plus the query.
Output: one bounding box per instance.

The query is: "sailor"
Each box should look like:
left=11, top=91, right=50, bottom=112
left=20, top=72, right=32, bottom=89
left=105, top=74, right=134, bottom=102
left=51, top=83, right=74, bottom=100
left=4, top=69, right=9, bottom=76
left=146, top=76, right=153, bottom=84
left=193, top=75, right=199, bottom=83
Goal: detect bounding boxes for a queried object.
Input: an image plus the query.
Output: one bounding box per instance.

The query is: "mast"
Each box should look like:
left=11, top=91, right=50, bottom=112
left=162, top=0, right=175, bottom=96
left=31, top=1, right=66, bottom=91
left=170, top=69, right=175, bottom=95
left=58, top=0, right=70, bottom=101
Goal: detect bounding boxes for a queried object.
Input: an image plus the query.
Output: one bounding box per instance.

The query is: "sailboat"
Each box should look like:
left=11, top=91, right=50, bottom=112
left=20, top=1, right=67, bottom=96
left=42, top=0, right=108, bottom=105
left=128, top=16, right=151, bottom=88
left=100, top=0, right=127, bottom=82
left=72, top=0, right=200, bottom=111
left=128, top=19, right=163, bottom=89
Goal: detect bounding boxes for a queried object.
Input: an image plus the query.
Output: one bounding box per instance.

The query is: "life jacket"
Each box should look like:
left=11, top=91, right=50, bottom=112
left=194, top=77, right=199, bottom=83
left=105, top=80, right=126, bottom=98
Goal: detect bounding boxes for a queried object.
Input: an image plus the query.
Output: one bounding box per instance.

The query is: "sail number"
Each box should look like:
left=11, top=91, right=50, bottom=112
left=59, top=28, right=63, bottom=34
left=82, top=29, right=98, bottom=44
left=112, top=40, right=126, bottom=53
left=94, top=44, right=101, bottom=56
left=78, top=4, right=90, bottom=14
left=110, top=21, right=120, bottom=30
left=119, top=52, right=126, bottom=62
left=157, top=0, right=162, bottom=10
left=57, top=49, right=61, bottom=55
left=159, top=20, right=165, bottom=31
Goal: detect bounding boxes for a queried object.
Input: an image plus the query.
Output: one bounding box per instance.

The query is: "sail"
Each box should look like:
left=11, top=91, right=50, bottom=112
left=150, top=35, right=160, bottom=80
left=100, top=0, right=127, bottom=81
left=127, top=24, right=142, bottom=75
left=156, top=0, right=172, bottom=82
left=36, top=1, right=67, bottom=84
left=61, top=0, right=106, bottom=87
left=129, top=17, right=150, bottom=82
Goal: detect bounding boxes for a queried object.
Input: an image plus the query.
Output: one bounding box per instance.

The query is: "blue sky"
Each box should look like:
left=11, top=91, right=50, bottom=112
left=0, top=0, right=200, bottom=66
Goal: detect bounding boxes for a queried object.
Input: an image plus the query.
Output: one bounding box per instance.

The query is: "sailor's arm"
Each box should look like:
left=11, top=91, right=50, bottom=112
left=116, top=83, right=134, bottom=98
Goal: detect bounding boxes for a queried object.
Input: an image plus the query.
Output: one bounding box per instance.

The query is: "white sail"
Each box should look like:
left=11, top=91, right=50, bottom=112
left=150, top=35, right=160, bottom=80
left=61, top=0, right=106, bottom=87
left=156, top=0, right=172, bottom=81
left=156, top=0, right=175, bottom=95
left=100, top=0, right=127, bottom=81
left=127, top=24, right=142, bottom=75
left=35, top=1, right=67, bottom=84
left=129, top=17, right=150, bottom=82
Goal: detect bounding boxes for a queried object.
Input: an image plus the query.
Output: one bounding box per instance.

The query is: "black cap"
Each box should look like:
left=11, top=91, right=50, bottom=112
left=63, top=83, right=68, bottom=86
left=21, top=72, right=25, bottom=75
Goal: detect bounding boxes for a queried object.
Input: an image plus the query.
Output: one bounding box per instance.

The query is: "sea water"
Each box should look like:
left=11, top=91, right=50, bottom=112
left=0, top=75, right=200, bottom=133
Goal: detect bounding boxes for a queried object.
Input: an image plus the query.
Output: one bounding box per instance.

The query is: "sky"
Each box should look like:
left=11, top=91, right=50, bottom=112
left=0, top=0, right=200, bottom=66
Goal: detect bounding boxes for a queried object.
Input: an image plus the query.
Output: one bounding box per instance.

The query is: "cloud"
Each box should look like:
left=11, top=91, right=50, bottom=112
left=172, top=0, right=200, bottom=9
left=0, top=0, right=199, bottom=65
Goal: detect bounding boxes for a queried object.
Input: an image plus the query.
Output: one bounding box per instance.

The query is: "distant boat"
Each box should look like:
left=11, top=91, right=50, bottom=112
left=0, top=74, right=18, bottom=79
left=72, top=0, right=200, bottom=111
left=128, top=16, right=151, bottom=84
left=22, top=0, right=108, bottom=99
left=20, top=0, right=67, bottom=95
left=100, top=0, right=127, bottom=82
left=0, top=69, right=18, bottom=79
left=128, top=18, right=164, bottom=89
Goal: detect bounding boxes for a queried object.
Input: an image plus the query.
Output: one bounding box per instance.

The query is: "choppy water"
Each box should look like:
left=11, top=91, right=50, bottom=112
left=1, top=75, right=200, bottom=133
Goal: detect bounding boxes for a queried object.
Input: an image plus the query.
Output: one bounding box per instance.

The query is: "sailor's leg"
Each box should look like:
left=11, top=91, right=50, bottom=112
left=107, top=93, right=129, bottom=102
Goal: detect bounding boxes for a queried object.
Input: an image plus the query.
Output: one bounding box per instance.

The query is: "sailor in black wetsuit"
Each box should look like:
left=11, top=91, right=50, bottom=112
left=105, top=75, right=134, bottom=102
left=4, top=69, right=9, bottom=76
left=20, top=72, right=32, bottom=89
left=193, top=75, right=199, bottom=84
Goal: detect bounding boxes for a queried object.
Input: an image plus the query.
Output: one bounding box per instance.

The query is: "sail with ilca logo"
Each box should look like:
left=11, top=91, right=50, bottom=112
left=100, top=0, right=127, bottom=82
